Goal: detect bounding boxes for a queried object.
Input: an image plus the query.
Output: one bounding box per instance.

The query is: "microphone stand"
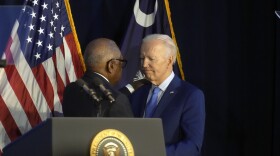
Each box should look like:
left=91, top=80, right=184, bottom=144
left=76, top=79, right=104, bottom=117
left=96, top=100, right=103, bottom=117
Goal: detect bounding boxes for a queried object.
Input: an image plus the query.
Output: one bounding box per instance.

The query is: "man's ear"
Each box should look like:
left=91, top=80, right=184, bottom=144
left=168, top=56, right=174, bottom=65
left=107, top=60, right=115, bottom=73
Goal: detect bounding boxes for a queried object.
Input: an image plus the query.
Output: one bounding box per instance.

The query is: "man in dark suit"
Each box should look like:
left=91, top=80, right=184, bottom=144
left=130, top=34, right=205, bottom=156
left=62, top=38, right=133, bottom=117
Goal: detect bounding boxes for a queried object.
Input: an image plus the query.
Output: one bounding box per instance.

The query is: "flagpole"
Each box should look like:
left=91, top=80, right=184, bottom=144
left=64, top=0, right=86, bottom=72
left=164, top=0, right=185, bottom=80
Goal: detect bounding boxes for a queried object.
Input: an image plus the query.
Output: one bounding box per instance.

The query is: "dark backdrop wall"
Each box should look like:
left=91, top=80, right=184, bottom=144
left=1, top=0, right=279, bottom=156
left=168, top=0, right=278, bottom=155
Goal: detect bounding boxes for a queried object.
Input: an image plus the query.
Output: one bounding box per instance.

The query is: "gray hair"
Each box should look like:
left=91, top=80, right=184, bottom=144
left=142, top=34, right=177, bottom=64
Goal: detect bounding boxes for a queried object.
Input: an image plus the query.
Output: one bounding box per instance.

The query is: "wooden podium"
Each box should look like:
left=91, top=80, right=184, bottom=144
left=3, top=117, right=166, bottom=156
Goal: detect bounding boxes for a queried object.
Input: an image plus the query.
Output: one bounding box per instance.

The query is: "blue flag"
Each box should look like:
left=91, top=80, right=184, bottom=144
left=119, top=0, right=184, bottom=88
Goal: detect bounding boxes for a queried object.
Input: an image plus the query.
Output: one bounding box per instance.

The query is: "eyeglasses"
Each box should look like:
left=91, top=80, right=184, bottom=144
left=107, top=58, right=127, bottom=68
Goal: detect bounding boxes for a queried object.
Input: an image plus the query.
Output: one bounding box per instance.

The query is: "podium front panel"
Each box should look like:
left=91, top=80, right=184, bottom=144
left=3, top=117, right=166, bottom=156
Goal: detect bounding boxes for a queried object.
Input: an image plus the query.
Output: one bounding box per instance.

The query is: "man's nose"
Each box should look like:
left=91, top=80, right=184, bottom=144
left=141, top=58, right=148, bottom=67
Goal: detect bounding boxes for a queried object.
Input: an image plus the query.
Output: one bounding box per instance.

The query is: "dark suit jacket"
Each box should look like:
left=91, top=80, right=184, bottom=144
left=62, top=72, right=133, bottom=117
left=130, top=75, right=205, bottom=156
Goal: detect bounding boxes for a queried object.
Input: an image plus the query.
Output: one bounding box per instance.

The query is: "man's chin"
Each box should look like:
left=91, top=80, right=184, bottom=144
left=144, top=75, right=152, bottom=81
left=143, top=71, right=152, bottom=75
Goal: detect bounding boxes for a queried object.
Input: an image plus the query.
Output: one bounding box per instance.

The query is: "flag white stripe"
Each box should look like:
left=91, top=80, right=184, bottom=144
left=56, top=47, right=67, bottom=86
left=11, top=20, right=19, bottom=38
left=0, top=70, right=32, bottom=135
left=0, top=122, right=10, bottom=151
left=63, top=38, right=77, bottom=82
left=42, top=58, right=63, bottom=114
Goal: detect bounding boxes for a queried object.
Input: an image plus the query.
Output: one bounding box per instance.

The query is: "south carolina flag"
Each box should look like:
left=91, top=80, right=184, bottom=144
left=119, top=0, right=184, bottom=87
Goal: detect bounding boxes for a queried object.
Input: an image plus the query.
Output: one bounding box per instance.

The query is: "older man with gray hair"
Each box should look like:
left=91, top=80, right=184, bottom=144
left=130, top=34, right=205, bottom=156
left=63, top=38, right=133, bottom=117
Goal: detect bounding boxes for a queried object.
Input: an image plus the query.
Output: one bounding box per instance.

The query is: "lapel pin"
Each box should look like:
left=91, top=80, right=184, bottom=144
left=170, top=91, right=174, bottom=94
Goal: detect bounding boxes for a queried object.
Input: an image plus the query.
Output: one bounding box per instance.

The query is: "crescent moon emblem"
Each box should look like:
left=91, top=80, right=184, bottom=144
left=133, top=0, right=158, bottom=27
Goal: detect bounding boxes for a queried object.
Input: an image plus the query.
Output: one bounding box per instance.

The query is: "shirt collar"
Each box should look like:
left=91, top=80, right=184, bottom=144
left=150, top=71, right=174, bottom=92
left=94, top=72, right=110, bottom=83
left=157, top=71, right=174, bottom=92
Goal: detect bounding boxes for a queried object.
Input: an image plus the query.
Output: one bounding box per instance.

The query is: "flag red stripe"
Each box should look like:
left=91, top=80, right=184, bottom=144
left=64, top=33, right=84, bottom=78
left=52, top=54, right=65, bottom=105
left=4, top=66, right=41, bottom=127
left=0, top=96, right=21, bottom=141
left=4, top=37, right=15, bottom=67
left=4, top=38, right=14, bottom=65
left=59, top=43, right=70, bottom=85
left=32, top=64, right=54, bottom=112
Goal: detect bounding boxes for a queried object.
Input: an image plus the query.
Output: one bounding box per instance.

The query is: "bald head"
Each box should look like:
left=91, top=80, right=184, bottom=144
left=83, top=38, right=125, bottom=85
left=83, top=38, right=121, bottom=71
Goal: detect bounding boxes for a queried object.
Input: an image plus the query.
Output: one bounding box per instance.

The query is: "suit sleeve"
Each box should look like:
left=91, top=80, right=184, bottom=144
left=109, top=93, right=134, bottom=117
left=166, top=89, right=205, bottom=156
left=119, top=86, right=132, bottom=98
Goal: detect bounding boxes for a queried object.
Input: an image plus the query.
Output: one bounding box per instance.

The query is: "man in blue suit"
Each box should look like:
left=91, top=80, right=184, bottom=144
left=130, top=34, right=205, bottom=156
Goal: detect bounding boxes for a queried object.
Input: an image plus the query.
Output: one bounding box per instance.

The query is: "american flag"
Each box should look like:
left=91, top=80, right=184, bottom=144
left=0, top=0, right=84, bottom=152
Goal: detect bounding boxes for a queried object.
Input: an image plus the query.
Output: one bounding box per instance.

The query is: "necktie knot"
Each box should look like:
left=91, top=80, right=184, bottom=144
left=152, top=87, right=160, bottom=95
left=145, top=87, right=160, bottom=117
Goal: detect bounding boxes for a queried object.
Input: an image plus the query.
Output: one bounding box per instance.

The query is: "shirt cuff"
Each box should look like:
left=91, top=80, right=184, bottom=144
left=125, top=84, right=135, bottom=93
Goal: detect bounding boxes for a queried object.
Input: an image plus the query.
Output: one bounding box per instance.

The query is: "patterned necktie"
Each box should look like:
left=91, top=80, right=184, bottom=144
left=145, top=87, right=161, bottom=117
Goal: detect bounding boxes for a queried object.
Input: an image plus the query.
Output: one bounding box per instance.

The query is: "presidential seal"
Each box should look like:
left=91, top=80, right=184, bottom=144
left=90, top=129, right=134, bottom=156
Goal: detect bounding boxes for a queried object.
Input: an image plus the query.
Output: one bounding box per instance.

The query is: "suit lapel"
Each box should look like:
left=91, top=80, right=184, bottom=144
left=153, top=76, right=181, bottom=117
left=138, top=85, right=151, bottom=117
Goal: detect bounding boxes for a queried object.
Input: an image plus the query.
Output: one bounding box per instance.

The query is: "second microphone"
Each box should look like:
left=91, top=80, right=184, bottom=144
left=93, top=77, right=116, bottom=103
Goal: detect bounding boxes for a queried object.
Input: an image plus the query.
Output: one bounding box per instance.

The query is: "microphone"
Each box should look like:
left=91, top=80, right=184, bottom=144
left=0, top=59, right=6, bottom=68
left=76, top=79, right=101, bottom=102
left=93, top=77, right=115, bottom=103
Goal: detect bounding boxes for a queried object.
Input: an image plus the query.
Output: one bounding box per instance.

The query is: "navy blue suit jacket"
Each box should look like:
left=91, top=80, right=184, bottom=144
left=130, top=75, right=205, bottom=156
